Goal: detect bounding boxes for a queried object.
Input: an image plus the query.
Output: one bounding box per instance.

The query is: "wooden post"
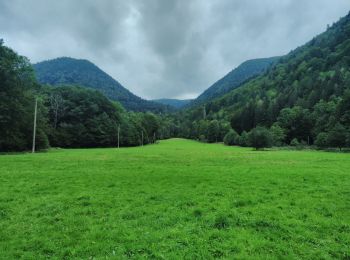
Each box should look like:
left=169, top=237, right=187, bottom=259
left=141, top=131, right=144, bottom=146
left=117, top=125, right=120, bottom=148
left=32, top=97, right=38, bottom=153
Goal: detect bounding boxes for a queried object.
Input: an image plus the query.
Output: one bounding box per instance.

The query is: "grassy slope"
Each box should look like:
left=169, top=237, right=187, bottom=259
left=0, top=139, right=349, bottom=259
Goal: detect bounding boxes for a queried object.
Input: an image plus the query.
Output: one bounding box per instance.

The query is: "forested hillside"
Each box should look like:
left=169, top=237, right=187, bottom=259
left=152, top=98, right=192, bottom=109
left=34, top=57, right=170, bottom=113
left=191, top=57, right=280, bottom=106
left=0, top=39, right=49, bottom=151
left=176, top=12, right=350, bottom=149
left=0, top=42, right=167, bottom=152
left=2, top=12, right=350, bottom=152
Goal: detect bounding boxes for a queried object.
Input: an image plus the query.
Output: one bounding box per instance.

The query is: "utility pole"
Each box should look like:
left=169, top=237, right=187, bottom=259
left=141, top=131, right=144, bottom=146
left=32, top=97, right=38, bottom=153
left=117, top=125, right=120, bottom=148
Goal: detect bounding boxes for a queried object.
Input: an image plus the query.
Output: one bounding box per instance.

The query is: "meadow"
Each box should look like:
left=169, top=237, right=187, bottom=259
left=0, top=139, right=349, bottom=259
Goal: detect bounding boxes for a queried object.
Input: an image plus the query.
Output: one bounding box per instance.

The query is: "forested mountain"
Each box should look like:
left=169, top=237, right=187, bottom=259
left=3, top=11, right=350, bottom=152
left=0, top=42, right=167, bottom=152
left=34, top=57, right=169, bottom=113
left=176, top=12, right=350, bottom=149
left=152, top=98, right=192, bottom=109
left=191, top=57, right=280, bottom=106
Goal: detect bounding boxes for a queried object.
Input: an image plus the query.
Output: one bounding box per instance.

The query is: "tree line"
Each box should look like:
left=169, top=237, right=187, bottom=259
left=169, top=13, right=350, bottom=150
left=0, top=40, right=165, bottom=152
left=2, top=11, right=350, bottom=152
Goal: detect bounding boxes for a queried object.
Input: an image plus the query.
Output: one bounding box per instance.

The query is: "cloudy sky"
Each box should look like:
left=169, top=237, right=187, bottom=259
left=1, top=1, right=350, bottom=99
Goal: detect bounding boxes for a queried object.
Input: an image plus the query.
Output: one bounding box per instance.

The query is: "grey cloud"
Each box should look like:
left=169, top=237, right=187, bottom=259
left=1, top=0, right=350, bottom=99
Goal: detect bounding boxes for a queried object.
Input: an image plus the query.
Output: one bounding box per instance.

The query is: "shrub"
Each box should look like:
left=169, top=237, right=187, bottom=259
left=315, top=132, right=329, bottom=149
left=270, top=124, right=286, bottom=146
left=223, top=130, right=239, bottom=146
left=199, top=135, right=206, bottom=142
left=238, top=131, right=250, bottom=147
left=248, top=127, right=272, bottom=150
left=327, top=123, right=347, bottom=150
left=290, top=138, right=300, bottom=146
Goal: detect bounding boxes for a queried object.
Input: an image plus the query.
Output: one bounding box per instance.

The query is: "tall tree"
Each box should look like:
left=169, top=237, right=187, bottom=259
left=327, top=123, right=348, bottom=150
left=0, top=41, right=49, bottom=151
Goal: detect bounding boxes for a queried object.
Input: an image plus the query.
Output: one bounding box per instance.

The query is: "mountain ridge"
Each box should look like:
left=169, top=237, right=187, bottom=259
left=34, top=57, right=170, bottom=113
left=176, top=11, right=350, bottom=146
left=190, top=56, right=281, bottom=107
left=152, top=98, right=192, bottom=109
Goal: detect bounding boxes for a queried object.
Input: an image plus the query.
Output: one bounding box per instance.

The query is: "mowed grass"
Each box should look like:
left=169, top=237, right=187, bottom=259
left=0, top=139, right=349, bottom=259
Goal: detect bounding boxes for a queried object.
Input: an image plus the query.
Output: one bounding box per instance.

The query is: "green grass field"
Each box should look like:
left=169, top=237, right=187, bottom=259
left=0, top=139, right=349, bottom=259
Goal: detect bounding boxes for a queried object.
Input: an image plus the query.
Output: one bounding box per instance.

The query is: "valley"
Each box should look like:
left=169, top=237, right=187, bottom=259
left=0, top=139, right=349, bottom=258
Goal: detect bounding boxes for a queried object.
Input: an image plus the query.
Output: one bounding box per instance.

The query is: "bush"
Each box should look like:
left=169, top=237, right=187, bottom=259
left=290, top=138, right=300, bottom=146
left=315, top=132, right=329, bottom=149
left=248, top=127, right=272, bottom=150
left=270, top=124, right=286, bottom=146
left=238, top=131, right=250, bottom=147
left=223, top=130, right=239, bottom=146
left=327, top=123, right=347, bottom=150
left=199, top=135, right=206, bottom=142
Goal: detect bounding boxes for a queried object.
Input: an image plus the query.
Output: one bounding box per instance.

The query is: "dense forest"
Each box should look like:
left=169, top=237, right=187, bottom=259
left=1, top=12, right=350, bottom=152
left=173, top=12, right=350, bottom=150
left=0, top=41, right=166, bottom=151
left=191, top=57, right=280, bottom=107
left=152, top=98, right=192, bottom=109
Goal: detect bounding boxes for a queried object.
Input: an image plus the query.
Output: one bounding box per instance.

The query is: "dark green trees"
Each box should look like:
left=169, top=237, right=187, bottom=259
left=315, top=132, right=329, bottom=149
left=176, top=13, right=350, bottom=150
left=277, top=107, right=313, bottom=145
left=270, top=124, right=286, bottom=146
left=46, top=86, right=121, bottom=148
left=248, top=127, right=272, bottom=150
left=141, top=113, right=160, bottom=143
left=207, top=120, right=220, bottom=143
left=0, top=41, right=49, bottom=151
left=34, top=57, right=170, bottom=113
left=327, top=123, right=348, bottom=150
left=223, top=130, right=239, bottom=146
left=45, top=86, right=162, bottom=148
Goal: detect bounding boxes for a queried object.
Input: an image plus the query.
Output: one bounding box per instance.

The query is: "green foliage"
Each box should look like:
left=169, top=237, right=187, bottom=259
left=270, top=124, right=286, bottom=146
left=223, top=129, right=239, bottom=146
left=315, top=132, right=329, bottom=149
left=141, top=113, right=160, bottom=143
left=176, top=13, right=350, bottom=149
left=34, top=57, right=170, bottom=113
left=238, top=131, right=250, bottom=147
left=248, top=126, right=273, bottom=150
left=277, top=107, right=313, bottom=144
left=290, top=138, right=300, bottom=147
left=327, top=123, right=348, bottom=150
left=192, top=57, right=280, bottom=106
left=45, top=86, right=120, bottom=148
left=1, top=41, right=164, bottom=150
left=0, top=41, right=49, bottom=151
left=152, top=98, right=192, bottom=109
left=206, top=120, right=220, bottom=143
left=0, top=139, right=349, bottom=258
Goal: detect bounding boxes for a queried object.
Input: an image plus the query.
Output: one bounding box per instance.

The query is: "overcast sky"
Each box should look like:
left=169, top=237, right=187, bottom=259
left=1, top=1, right=350, bottom=99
